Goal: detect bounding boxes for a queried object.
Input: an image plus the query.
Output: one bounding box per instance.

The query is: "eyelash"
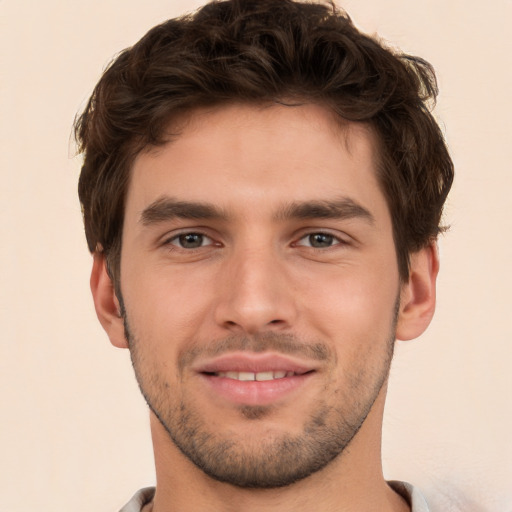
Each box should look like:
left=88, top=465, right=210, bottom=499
left=165, top=231, right=215, bottom=250
left=163, top=230, right=348, bottom=251
left=294, top=232, right=346, bottom=249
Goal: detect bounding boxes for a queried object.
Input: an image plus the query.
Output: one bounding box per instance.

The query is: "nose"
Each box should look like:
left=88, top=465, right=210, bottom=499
left=214, top=245, right=298, bottom=335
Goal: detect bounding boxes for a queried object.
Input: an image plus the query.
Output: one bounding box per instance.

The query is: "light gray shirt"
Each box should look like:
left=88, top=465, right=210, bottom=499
left=119, top=481, right=430, bottom=511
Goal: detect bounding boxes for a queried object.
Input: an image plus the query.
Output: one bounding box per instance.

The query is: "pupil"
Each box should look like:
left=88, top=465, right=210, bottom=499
left=310, top=233, right=333, bottom=247
left=179, top=233, right=203, bottom=248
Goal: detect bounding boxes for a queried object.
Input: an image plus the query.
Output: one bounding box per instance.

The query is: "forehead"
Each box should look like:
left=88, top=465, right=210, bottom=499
left=126, top=103, right=386, bottom=222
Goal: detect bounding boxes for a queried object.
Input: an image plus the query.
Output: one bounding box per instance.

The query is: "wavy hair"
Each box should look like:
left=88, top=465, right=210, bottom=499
left=75, top=0, right=454, bottom=281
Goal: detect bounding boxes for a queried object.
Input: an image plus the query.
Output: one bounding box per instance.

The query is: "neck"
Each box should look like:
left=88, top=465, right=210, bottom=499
left=147, top=390, right=410, bottom=512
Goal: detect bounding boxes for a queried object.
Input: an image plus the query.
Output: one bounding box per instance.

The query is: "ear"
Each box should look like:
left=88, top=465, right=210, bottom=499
left=396, top=242, right=439, bottom=341
left=90, top=252, right=128, bottom=349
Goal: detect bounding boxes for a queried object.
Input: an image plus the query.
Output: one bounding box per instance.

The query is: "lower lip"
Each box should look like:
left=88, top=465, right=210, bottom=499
left=199, top=373, right=314, bottom=406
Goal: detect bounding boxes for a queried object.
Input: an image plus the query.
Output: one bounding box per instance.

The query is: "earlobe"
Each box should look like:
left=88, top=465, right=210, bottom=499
left=90, top=252, right=128, bottom=349
left=396, top=243, right=439, bottom=341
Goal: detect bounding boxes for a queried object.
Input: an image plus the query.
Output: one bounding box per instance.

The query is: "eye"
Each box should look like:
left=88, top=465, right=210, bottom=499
left=296, top=232, right=342, bottom=248
left=168, top=232, right=213, bottom=249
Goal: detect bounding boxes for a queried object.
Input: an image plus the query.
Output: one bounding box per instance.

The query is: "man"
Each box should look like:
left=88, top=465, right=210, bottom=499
left=75, top=0, right=453, bottom=510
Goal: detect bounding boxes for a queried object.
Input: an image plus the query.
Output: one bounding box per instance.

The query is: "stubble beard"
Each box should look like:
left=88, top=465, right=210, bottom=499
left=122, top=302, right=398, bottom=489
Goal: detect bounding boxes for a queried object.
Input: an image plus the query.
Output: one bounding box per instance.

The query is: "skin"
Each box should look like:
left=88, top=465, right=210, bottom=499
left=91, top=103, right=438, bottom=512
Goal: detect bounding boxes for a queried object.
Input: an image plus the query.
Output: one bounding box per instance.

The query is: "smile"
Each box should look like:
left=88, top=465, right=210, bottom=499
left=194, top=353, right=317, bottom=406
left=214, top=371, right=298, bottom=381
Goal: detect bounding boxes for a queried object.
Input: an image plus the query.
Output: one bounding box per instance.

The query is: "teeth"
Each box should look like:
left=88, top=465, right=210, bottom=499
left=255, top=371, right=274, bottom=381
left=216, top=371, right=294, bottom=381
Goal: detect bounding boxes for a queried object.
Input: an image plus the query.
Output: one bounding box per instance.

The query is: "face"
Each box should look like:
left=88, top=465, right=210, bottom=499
left=118, top=103, right=402, bottom=487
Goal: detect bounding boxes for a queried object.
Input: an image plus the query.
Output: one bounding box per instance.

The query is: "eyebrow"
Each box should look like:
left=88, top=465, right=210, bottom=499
left=140, top=197, right=227, bottom=225
left=274, top=197, right=375, bottom=224
left=140, top=196, right=375, bottom=226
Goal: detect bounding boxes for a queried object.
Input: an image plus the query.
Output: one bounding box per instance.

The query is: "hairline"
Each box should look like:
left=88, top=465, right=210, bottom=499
left=104, top=99, right=412, bottom=287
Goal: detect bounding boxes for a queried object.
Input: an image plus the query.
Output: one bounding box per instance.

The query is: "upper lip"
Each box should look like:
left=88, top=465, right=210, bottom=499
left=192, top=352, right=317, bottom=375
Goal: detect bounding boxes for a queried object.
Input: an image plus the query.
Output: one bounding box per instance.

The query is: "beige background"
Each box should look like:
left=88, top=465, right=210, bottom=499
left=1, top=0, right=511, bottom=511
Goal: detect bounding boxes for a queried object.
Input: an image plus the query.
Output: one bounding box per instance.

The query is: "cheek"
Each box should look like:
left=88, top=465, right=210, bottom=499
left=297, top=259, right=399, bottom=347
left=122, top=263, right=218, bottom=344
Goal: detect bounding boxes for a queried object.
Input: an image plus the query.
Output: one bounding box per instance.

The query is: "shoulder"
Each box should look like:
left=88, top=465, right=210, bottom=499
left=388, top=480, right=430, bottom=512
left=121, top=483, right=430, bottom=511
left=119, top=487, right=155, bottom=512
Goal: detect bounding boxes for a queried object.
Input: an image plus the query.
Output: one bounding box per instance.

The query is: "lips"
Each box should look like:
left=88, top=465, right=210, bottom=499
left=193, top=352, right=316, bottom=406
left=216, top=370, right=295, bottom=381
left=195, top=352, right=315, bottom=374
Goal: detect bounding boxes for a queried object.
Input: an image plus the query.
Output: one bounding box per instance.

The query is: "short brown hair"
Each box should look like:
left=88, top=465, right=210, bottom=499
left=75, top=0, right=453, bottom=282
